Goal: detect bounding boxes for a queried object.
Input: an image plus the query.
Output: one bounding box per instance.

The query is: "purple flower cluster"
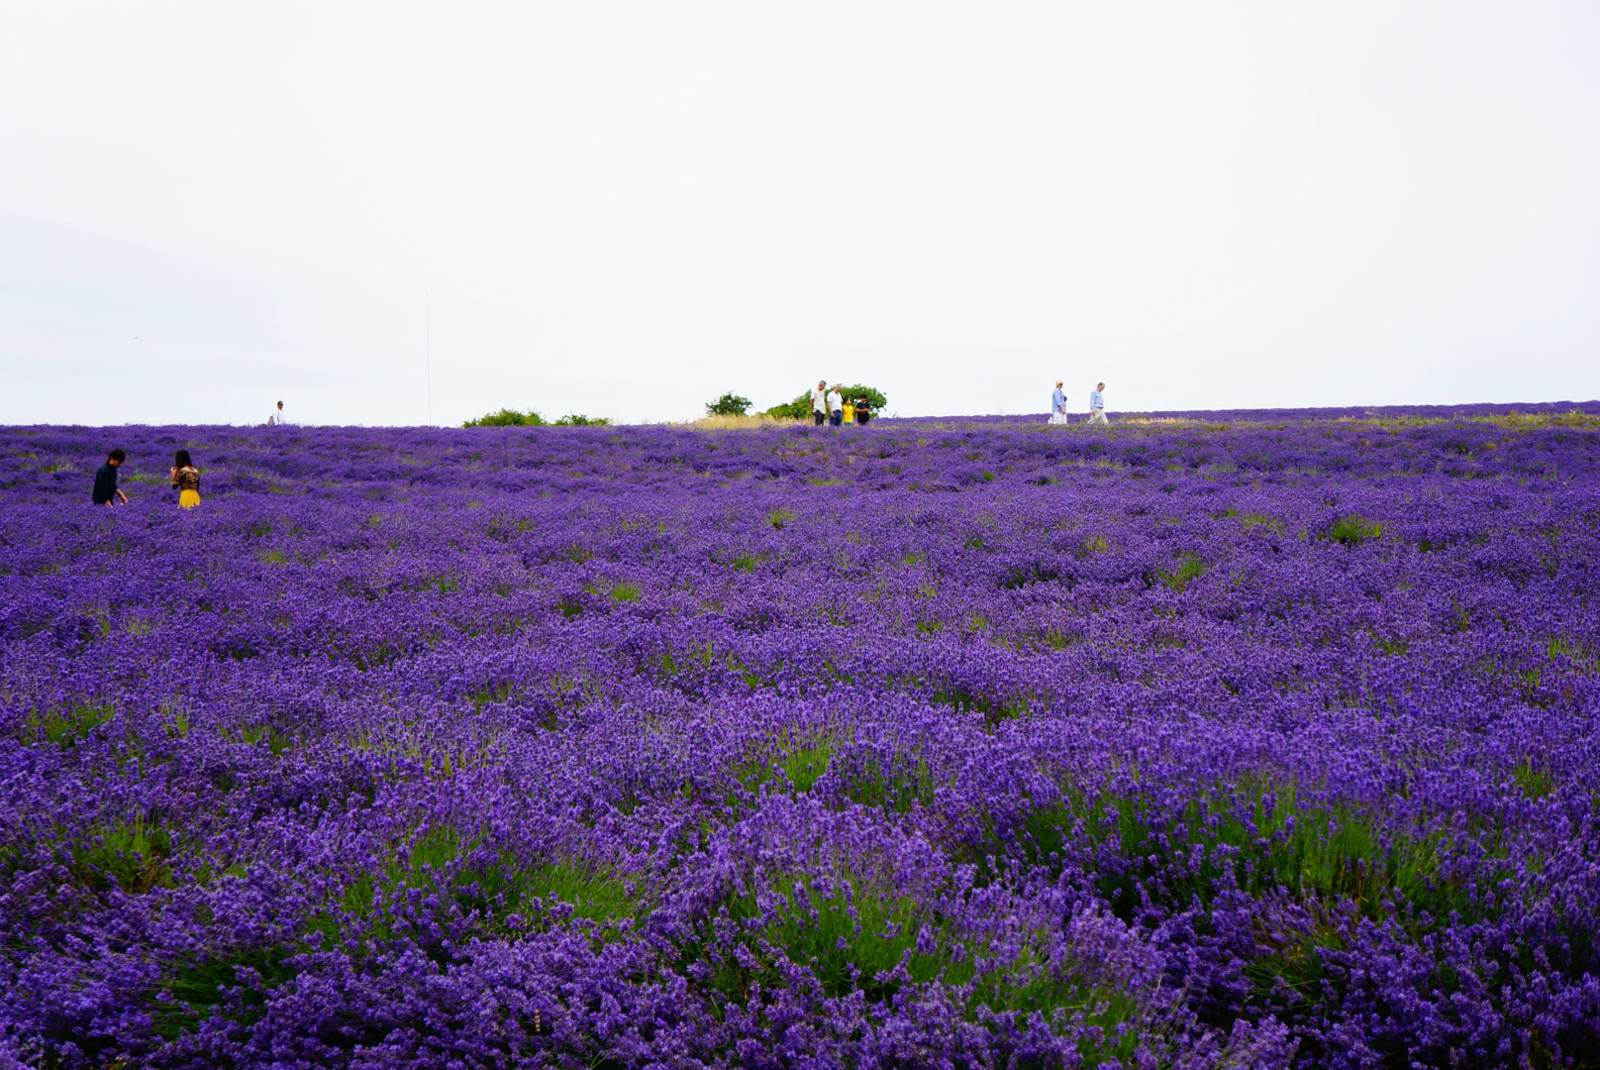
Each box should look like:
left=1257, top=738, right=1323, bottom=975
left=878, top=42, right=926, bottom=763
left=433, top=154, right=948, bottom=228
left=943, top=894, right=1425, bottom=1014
left=2, top=410, right=1598, bottom=1068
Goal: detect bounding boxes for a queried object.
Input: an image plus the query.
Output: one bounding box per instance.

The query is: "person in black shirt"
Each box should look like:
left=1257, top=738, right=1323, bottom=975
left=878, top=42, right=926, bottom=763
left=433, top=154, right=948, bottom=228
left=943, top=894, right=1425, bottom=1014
left=853, top=397, right=873, bottom=425
left=92, top=449, right=129, bottom=506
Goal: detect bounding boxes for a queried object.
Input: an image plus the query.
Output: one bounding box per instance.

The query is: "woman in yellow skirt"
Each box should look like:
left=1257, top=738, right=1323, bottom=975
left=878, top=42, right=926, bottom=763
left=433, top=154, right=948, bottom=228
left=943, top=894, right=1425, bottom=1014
left=170, top=450, right=201, bottom=509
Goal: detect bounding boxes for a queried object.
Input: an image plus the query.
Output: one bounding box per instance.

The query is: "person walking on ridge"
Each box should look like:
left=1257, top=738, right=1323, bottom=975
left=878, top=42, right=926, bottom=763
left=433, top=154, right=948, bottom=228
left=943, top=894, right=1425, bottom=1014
left=1088, top=382, right=1108, bottom=425
left=1050, top=381, right=1069, bottom=425
left=810, top=381, right=828, bottom=426
left=170, top=450, right=201, bottom=509
left=826, top=384, right=844, bottom=427
left=92, top=449, right=129, bottom=506
left=268, top=400, right=288, bottom=426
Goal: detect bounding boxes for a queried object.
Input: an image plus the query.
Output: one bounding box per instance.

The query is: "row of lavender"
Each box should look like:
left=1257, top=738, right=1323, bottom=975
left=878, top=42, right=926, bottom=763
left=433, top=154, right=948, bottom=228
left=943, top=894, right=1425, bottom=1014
left=2, top=413, right=1598, bottom=1068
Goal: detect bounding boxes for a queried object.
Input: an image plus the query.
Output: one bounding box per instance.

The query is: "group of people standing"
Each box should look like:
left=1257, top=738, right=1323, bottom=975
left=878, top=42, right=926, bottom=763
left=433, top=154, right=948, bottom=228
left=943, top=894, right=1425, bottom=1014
left=91, top=449, right=202, bottom=509
left=809, top=381, right=874, bottom=426
left=1051, top=381, right=1109, bottom=425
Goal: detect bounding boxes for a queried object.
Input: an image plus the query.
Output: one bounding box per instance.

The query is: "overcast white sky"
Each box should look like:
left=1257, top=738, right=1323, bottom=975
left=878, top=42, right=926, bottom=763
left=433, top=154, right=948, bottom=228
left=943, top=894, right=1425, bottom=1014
left=2, top=0, right=1597, bottom=426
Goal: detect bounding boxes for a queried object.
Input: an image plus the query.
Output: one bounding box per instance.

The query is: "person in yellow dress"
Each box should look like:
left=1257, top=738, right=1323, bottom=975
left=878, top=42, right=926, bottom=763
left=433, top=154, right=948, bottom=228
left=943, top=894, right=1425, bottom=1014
left=170, top=450, right=201, bottom=509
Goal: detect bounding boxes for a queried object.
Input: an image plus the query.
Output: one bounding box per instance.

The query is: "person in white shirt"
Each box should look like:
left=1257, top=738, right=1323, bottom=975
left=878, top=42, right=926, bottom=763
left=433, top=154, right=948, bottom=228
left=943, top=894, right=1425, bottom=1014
left=267, top=400, right=288, bottom=426
left=1088, top=383, right=1108, bottom=424
left=809, top=381, right=828, bottom=426
left=826, top=385, right=843, bottom=426
left=1049, top=381, right=1069, bottom=425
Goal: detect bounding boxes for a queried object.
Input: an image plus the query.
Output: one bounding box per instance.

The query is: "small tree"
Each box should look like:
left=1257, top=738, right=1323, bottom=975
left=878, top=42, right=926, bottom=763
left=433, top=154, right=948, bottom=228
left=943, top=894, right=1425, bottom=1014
left=463, top=408, right=546, bottom=427
left=762, top=393, right=811, bottom=420
left=553, top=414, right=611, bottom=426
left=763, top=384, right=889, bottom=418
left=835, top=385, right=888, bottom=410
left=706, top=392, right=753, bottom=417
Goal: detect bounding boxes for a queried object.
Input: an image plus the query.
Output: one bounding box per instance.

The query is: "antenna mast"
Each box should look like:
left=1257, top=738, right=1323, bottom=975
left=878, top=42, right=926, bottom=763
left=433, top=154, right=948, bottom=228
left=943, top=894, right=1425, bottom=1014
left=425, top=290, right=433, bottom=425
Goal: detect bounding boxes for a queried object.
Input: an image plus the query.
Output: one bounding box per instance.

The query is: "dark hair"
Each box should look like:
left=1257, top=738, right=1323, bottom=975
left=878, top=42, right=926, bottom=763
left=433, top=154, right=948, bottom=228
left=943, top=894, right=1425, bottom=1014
left=108, top=449, right=126, bottom=463
left=174, top=449, right=193, bottom=469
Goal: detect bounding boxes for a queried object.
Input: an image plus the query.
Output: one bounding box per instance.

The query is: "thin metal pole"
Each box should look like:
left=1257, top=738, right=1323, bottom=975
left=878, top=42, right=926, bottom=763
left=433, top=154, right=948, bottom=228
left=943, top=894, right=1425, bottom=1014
left=425, top=290, right=433, bottom=425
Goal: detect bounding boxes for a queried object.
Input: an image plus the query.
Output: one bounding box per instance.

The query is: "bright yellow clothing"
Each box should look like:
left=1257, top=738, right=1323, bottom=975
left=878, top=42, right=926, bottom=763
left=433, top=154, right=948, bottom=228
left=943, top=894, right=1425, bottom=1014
left=842, top=402, right=855, bottom=424
left=178, top=489, right=201, bottom=509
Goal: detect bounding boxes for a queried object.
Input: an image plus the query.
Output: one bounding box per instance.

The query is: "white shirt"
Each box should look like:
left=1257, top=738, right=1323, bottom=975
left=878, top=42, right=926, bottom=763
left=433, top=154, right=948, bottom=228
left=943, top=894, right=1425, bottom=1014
left=268, top=410, right=281, bottom=425
left=810, top=387, right=827, bottom=413
left=826, top=389, right=842, bottom=412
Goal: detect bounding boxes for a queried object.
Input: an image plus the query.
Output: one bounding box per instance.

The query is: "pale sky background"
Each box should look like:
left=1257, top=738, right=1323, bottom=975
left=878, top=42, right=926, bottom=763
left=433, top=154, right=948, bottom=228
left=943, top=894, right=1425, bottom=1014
left=2, top=0, right=1597, bottom=426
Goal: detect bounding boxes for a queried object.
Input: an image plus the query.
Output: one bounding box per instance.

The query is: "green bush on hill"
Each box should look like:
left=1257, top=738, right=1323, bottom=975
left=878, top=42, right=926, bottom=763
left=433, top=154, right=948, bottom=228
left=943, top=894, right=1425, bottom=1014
left=463, top=408, right=545, bottom=427
left=464, top=409, right=609, bottom=428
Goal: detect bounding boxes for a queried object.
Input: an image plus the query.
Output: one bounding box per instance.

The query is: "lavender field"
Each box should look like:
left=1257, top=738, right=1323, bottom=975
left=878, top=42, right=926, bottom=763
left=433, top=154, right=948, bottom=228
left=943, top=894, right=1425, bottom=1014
left=4, top=410, right=1600, bottom=1069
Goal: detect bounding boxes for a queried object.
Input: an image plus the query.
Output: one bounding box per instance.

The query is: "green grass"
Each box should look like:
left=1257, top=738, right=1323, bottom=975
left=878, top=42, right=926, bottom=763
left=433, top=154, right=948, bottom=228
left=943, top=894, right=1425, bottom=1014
left=468, top=681, right=513, bottom=710
left=1512, top=758, right=1554, bottom=800
left=698, top=871, right=1144, bottom=1064
left=308, top=826, right=637, bottom=957
left=930, top=685, right=1029, bottom=730
left=734, top=734, right=836, bottom=797
left=152, top=945, right=295, bottom=1040
left=1154, top=553, right=1207, bottom=593
left=1014, top=779, right=1496, bottom=933
left=766, top=507, right=796, bottom=530
left=712, top=874, right=970, bottom=1001
left=227, top=723, right=295, bottom=755
left=730, top=552, right=762, bottom=572
left=71, top=813, right=173, bottom=893
left=1325, top=515, right=1384, bottom=545
left=841, top=755, right=935, bottom=814
left=23, top=702, right=114, bottom=747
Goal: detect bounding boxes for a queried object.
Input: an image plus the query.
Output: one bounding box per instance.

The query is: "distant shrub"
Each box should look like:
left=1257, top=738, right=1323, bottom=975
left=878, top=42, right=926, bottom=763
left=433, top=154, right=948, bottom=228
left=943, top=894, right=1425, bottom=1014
left=706, top=392, right=753, bottom=417
left=463, top=408, right=545, bottom=428
left=553, top=414, right=610, bottom=427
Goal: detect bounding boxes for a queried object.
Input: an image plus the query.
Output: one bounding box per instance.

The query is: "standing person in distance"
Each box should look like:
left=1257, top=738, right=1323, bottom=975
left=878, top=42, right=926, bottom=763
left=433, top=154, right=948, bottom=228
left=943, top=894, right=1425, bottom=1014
left=268, top=400, right=287, bottom=426
left=92, top=449, right=129, bottom=506
left=810, top=381, right=828, bottom=426
left=826, top=383, right=844, bottom=427
left=170, top=450, right=201, bottom=510
left=1050, top=381, right=1069, bottom=425
left=854, top=396, right=873, bottom=425
left=1088, top=382, right=1108, bottom=425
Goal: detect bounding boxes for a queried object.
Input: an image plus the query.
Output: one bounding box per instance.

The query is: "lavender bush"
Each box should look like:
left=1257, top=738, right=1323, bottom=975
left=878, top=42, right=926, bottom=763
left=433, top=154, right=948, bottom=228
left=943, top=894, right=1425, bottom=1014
left=2, top=409, right=1598, bottom=1068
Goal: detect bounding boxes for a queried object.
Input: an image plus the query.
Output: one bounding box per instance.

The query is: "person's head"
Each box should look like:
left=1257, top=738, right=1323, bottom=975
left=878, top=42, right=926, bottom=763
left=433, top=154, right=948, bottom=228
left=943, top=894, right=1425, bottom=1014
left=1055, top=380, right=1063, bottom=388
left=276, top=400, right=284, bottom=410
left=107, top=448, right=125, bottom=467
left=174, top=449, right=192, bottom=469
left=1097, top=382, right=1105, bottom=391
left=817, top=380, right=826, bottom=390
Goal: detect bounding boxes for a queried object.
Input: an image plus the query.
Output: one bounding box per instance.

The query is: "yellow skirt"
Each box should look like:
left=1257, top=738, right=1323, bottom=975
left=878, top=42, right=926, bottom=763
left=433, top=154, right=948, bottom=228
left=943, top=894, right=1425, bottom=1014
left=178, top=489, right=201, bottom=509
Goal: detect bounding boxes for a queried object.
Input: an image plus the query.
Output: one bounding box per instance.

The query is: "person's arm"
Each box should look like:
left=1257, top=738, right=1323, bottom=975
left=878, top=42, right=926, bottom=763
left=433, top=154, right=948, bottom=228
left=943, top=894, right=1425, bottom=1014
left=116, top=485, right=129, bottom=504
